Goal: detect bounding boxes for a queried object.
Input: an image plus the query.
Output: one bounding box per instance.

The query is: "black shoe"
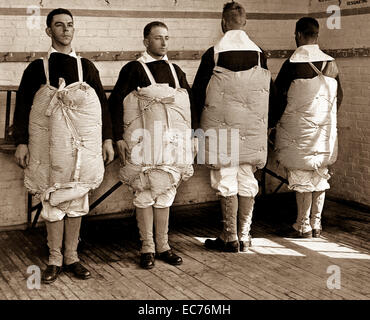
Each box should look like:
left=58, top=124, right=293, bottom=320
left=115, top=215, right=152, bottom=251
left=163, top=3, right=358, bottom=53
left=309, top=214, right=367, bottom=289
left=205, top=237, right=239, bottom=252
left=312, top=229, right=321, bottom=238
left=157, top=250, right=183, bottom=265
left=140, top=253, right=155, bottom=269
left=280, top=227, right=312, bottom=239
left=205, top=237, right=225, bottom=250
left=224, top=241, right=239, bottom=252
left=239, top=236, right=252, bottom=253
left=64, top=262, right=91, bottom=280
left=41, top=265, right=62, bottom=284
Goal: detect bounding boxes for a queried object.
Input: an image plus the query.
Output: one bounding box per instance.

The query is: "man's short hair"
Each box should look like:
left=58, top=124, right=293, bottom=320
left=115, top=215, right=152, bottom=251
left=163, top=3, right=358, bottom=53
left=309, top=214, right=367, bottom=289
left=222, top=1, right=246, bottom=26
left=296, top=17, right=319, bottom=38
left=143, top=21, right=168, bottom=38
left=46, top=8, right=73, bottom=27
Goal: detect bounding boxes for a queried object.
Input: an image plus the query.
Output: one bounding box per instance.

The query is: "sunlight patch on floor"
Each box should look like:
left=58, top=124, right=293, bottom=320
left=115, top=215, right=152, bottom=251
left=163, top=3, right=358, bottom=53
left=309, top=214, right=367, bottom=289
left=193, top=236, right=211, bottom=244
left=288, top=238, right=370, bottom=260
left=250, top=238, right=305, bottom=256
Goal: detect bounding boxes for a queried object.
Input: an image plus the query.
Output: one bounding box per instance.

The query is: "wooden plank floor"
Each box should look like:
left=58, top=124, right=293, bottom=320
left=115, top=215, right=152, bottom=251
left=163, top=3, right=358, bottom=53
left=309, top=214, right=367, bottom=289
left=0, top=194, right=369, bottom=300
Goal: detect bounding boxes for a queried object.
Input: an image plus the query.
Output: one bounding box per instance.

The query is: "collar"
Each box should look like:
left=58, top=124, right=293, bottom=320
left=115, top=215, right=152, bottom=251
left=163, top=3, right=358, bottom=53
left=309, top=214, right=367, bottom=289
left=138, top=51, right=169, bottom=63
left=289, top=44, right=334, bottom=63
left=214, top=29, right=262, bottom=54
left=47, top=46, right=78, bottom=59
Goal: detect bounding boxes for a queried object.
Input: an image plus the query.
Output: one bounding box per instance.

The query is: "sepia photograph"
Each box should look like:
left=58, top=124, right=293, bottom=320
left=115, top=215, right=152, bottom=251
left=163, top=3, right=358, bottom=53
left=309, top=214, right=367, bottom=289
left=0, top=0, right=369, bottom=316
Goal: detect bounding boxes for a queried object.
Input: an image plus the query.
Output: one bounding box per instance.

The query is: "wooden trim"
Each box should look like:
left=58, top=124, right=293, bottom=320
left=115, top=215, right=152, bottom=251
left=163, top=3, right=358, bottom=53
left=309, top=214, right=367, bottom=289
left=0, top=85, right=18, bottom=91
left=324, top=47, right=370, bottom=58
left=309, top=5, right=370, bottom=18
left=0, top=48, right=369, bottom=63
left=0, top=51, right=204, bottom=62
left=0, top=7, right=221, bottom=19
left=0, top=6, right=369, bottom=20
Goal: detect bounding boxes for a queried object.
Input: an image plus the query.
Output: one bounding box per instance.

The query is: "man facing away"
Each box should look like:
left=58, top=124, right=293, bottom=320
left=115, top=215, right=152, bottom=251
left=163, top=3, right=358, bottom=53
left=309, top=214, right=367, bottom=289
left=108, top=21, right=197, bottom=269
left=271, top=17, right=343, bottom=238
left=192, top=2, right=275, bottom=253
left=13, top=8, right=114, bottom=283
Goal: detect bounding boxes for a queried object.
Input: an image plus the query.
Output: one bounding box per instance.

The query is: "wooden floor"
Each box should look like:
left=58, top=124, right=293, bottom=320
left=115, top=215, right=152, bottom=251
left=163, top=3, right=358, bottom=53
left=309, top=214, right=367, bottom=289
left=0, top=194, right=369, bottom=300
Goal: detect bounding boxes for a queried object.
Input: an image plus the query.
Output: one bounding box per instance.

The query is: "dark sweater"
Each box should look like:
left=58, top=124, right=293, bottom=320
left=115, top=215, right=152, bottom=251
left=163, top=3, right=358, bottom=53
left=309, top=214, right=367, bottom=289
left=12, top=52, right=113, bottom=145
left=108, top=60, right=197, bottom=142
left=191, top=47, right=277, bottom=128
left=271, top=59, right=344, bottom=128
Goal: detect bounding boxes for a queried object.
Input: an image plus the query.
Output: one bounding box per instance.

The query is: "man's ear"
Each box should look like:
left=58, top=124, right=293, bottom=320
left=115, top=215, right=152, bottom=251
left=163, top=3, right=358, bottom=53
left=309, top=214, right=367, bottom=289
left=143, top=38, right=149, bottom=49
left=221, top=18, right=226, bottom=33
left=45, top=27, right=52, bottom=38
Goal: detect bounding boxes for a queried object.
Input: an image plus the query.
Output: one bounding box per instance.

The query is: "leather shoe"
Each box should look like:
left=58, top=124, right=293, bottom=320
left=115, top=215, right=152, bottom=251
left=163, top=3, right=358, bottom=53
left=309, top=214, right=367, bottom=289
left=312, top=229, right=321, bottom=238
left=205, top=237, right=239, bottom=252
left=140, top=253, right=155, bottom=269
left=157, top=250, right=183, bottom=265
left=239, top=235, right=252, bottom=253
left=280, top=227, right=312, bottom=238
left=42, top=265, right=62, bottom=284
left=64, top=262, right=91, bottom=280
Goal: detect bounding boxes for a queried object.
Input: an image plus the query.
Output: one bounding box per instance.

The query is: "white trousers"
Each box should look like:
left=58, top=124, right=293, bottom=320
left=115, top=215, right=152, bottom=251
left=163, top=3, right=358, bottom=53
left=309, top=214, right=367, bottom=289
left=41, top=193, right=89, bottom=222
left=287, top=168, right=330, bottom=193
left=133, top=168, right=181, bottom=209
left=133, top=187, right=177, bottom=209
left=210, top=164, right=259, bottom=197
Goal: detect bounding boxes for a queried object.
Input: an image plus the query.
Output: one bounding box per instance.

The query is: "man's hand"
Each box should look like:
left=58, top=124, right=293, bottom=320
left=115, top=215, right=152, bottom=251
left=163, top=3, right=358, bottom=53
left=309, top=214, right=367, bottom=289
left=102, top=139, right=115, bottom=165
left=116, top=139, right=129, bottom=166
left=14, top=144, right=29, bottom=169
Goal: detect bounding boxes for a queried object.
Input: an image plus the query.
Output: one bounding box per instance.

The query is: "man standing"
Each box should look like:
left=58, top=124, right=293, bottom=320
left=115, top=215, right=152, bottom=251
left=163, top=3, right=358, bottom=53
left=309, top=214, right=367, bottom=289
left=272, top=17, right=343, bottom=238
left=108, top=21, right=197, bottom=269
left=13, top=8, right=114, bottom=283
left=192, top=2, right=274, bottom=253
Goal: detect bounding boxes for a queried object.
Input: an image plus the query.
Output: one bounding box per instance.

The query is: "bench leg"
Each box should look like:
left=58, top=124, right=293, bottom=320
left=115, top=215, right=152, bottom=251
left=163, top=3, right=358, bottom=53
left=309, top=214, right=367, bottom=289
left=31, top=204, right=43, bottom=228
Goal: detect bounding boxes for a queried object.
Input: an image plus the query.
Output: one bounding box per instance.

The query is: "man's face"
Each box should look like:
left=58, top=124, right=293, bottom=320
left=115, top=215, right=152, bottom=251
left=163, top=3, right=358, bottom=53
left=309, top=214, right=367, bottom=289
left=144, top=26, right=169, bottom=59
left=46, top=14, right=74, bottom=47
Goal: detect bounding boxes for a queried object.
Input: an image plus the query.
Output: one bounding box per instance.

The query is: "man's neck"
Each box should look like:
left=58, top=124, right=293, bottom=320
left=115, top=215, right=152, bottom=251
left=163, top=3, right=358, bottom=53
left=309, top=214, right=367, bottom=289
left=147, top=51, right=164, bottom=61
left=223, top=24, right=244, bottom=33
left=51, top=43, right=72, bottom=55
left=298, top=40, right=318, bottom=47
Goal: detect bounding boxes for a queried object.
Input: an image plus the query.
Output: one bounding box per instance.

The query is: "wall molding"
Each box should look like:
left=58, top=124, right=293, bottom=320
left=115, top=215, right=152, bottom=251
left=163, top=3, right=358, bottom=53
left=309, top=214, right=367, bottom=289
left=0, top=6, right=370, bottom=20
left=0, top=48, right=369, bottom=62
left=309, top=5, right=370, bottom=18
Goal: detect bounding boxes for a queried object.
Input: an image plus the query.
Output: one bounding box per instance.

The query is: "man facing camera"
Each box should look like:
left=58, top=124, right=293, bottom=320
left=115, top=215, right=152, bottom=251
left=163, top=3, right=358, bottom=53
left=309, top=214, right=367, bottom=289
left=13, top=8, right=114, bottom=283
left=108, top=21, right=197, bottom=269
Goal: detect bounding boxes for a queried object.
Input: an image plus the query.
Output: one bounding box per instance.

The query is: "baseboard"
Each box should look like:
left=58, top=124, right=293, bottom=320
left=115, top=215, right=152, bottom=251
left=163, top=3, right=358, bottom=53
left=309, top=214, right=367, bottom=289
left=326, top=196, right=370, bottom=214
left=0, top=223, right=28, bottom=232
